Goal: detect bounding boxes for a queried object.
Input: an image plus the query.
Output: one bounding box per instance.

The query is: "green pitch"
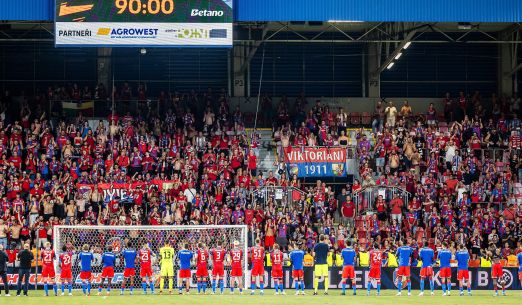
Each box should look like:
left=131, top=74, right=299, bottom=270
left=2, top=290, right=520, bottom=305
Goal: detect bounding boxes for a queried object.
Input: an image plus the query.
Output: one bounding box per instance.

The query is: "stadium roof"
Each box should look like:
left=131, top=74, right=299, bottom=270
left=0, top=0, right=522, bottom=22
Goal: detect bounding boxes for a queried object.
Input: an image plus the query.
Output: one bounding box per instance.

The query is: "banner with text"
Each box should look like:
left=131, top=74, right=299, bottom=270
left=76, top=179, right=177, bottom=201
left=5, top=267, right=520, bottom=290
left=284, top=147, right=347, bottom=178
left=55, top=0, right=233, bottom=46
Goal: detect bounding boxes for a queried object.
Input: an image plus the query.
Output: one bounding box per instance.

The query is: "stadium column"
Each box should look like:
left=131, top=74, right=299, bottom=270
left=233, top=44, right=246, bottom=97
left=366, top=43, right=381, bottom=98
left=497, top=42, right=517, bottom=97
left=97, top=48, right=112, bottom=91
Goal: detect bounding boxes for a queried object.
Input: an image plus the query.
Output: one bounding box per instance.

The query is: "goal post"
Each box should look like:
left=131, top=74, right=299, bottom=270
left=53, top=225, right=248, bottom=288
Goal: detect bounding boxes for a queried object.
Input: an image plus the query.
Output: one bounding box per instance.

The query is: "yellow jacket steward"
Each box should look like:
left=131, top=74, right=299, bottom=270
left=480, top=257, right=492, bottom=267
left=304, top=253, right=314, bottom=266
left=387, top=253, right=398, bottom=267
left=359, top=251, right=369, bottom=267
left=265, top=253, right=271, bottom=267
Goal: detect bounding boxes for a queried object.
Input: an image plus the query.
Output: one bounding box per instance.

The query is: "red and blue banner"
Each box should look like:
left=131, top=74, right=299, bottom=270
left=284, top=146, right=347, bottom=178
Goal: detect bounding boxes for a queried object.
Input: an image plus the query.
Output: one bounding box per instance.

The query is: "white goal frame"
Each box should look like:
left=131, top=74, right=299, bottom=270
left=53, top=225, right=248, bottom=286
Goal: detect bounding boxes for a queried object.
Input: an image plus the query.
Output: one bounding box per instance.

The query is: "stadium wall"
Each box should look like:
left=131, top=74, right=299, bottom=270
left=379, top=41, right=499, bottom=97
left=249, top=42, right=498, bottom=98
left=0, top=40, right=499, bottom=100
left=2, top=0, right=522, bottom=22
left=0, top=42, right=229, bottom=95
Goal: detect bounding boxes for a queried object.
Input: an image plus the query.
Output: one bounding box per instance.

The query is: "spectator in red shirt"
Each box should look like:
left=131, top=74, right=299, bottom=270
left=341, top=196, right=355, bottom=229
left=390, top=194, right=404, bottom=224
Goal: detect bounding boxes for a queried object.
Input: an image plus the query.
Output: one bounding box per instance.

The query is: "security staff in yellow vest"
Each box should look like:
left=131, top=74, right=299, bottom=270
left=327, top=251, right=334, bottom=267
left=358, top=247, right=370, bottom=267
left=387, top=251, right=398, bottom=267
left=265, top=252, right=272, bottom=267
left=480, top=255, right=492, bottom=267
left=304, top=250, right=314, bottom=267
left=334, top=251, right=343, bottom=267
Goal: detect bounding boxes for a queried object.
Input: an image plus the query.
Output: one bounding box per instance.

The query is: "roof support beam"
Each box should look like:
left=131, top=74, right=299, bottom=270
left=507, top=62, right=522, bottom=76
left=373, top=29, right=418, bottom=76
left=356, top=22, right=384, bottom=40
left=236, top=25, right=269, bottom=76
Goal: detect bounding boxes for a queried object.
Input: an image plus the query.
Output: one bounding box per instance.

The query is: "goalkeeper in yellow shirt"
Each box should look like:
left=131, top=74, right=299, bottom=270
left=159, top=239, right=175, bottom=294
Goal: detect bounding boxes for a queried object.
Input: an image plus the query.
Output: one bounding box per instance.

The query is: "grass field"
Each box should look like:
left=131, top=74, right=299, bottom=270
left=2, top=290, right=520, bottom=305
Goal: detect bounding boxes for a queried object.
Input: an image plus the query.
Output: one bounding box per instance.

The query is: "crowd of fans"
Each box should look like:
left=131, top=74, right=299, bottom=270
left=0, top=84, right=521, bottom=267
left=271, top=91, right=521, bottom=260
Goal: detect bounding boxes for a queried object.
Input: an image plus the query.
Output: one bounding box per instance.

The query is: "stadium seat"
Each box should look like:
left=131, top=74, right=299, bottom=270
left=350, top=112, right=361, bottom=126
left=361, top=112, right=372, bottom=125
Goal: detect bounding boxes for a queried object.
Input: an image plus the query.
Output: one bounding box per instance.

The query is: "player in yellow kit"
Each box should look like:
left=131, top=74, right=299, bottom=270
left=159, top=240, right=175, bottom=294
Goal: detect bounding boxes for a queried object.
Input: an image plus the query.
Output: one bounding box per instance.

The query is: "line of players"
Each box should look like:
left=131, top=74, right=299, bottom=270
left=339, top=240, right=522, bottom=297
left=37, top=238, right=300, bottom=296
left=37, top=238, right=522, bottom=297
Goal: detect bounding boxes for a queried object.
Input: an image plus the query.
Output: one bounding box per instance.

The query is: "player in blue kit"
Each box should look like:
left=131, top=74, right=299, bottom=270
left=418, top=242, right=435, bottom=296
left=455, top=244, right=471, bottom=296
left=98, top=246, right=116, bottom=296
left=340, top=241, right=357, bottom=296
left=177, top=243, right=194, bottom=295
left=78, top=244, right=94, bottom=296
left=121, top=243, right=138, bottom=295
left=395, top=240, right=413, bottom=296
left=289, top=243, right=305, bottom=295
left=437, top=242, right=453, bottom=296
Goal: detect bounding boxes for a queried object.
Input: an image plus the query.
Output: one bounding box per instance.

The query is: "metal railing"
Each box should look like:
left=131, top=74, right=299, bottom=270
left=353, top=185, right=411, bottom=214
left=251, top=186, right=306, bottom=209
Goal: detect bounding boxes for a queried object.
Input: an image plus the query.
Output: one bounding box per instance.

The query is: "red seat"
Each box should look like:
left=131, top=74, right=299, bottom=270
left=350, top=112, right=360, bottom=125
left=361, top=112, right=372, bottom=125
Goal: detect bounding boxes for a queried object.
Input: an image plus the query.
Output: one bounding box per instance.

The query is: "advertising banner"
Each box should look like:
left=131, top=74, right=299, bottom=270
left=5, top=267, right=520, bottom=290
left=55, top=0, right=233, bottom=46
left=284, top=147, right=347, bottom=178
left=76, top=179, right=178, bottom=201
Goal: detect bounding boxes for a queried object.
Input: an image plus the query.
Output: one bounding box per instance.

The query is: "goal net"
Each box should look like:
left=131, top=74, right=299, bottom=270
left=53, top=225, right=248, bottom=288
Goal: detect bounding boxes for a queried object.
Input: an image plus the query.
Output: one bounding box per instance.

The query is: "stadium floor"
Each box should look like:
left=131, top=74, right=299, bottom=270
left=2, top=290, right=519, bottom=305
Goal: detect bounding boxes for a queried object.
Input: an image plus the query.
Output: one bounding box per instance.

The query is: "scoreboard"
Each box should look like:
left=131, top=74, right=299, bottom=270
left=55, top=0, right=233, bottom=47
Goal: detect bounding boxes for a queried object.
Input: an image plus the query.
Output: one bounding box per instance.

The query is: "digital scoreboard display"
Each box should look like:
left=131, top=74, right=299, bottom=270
left=55, top=0, right=233, bottom=46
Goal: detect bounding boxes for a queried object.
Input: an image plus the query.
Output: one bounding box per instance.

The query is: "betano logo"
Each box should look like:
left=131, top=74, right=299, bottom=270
left=191, top=9, right=224, bottom=17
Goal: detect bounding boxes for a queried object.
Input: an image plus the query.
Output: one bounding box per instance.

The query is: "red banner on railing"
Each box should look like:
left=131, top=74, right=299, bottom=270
left=76, top=179, right=178, bottom=201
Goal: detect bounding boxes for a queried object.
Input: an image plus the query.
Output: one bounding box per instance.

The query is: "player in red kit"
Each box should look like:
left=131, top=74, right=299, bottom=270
left=489, top=249, right=506, bottom=296
left=59, top=245, right=74, bottom=296
left=271, top=244, right=285, bottom=295
left=229, top=240, right=244, bottom=294
left=139, top=243, right=155, bottom=294
left=41, top=242, right=57, bottom=296
left=250, top=238, right=265, bottom=295
left=211, top=241, right=226, bottom=294
left=367, top=243, right=383, bottom=296
left=195, top=243, right=209, bottom=294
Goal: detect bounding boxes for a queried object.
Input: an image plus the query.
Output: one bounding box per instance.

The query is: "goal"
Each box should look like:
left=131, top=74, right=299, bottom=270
left=53, top=225, right=248, bottom=287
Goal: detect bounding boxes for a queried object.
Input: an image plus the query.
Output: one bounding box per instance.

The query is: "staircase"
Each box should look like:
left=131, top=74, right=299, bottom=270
left=249, top=128, right=277, bottom=176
